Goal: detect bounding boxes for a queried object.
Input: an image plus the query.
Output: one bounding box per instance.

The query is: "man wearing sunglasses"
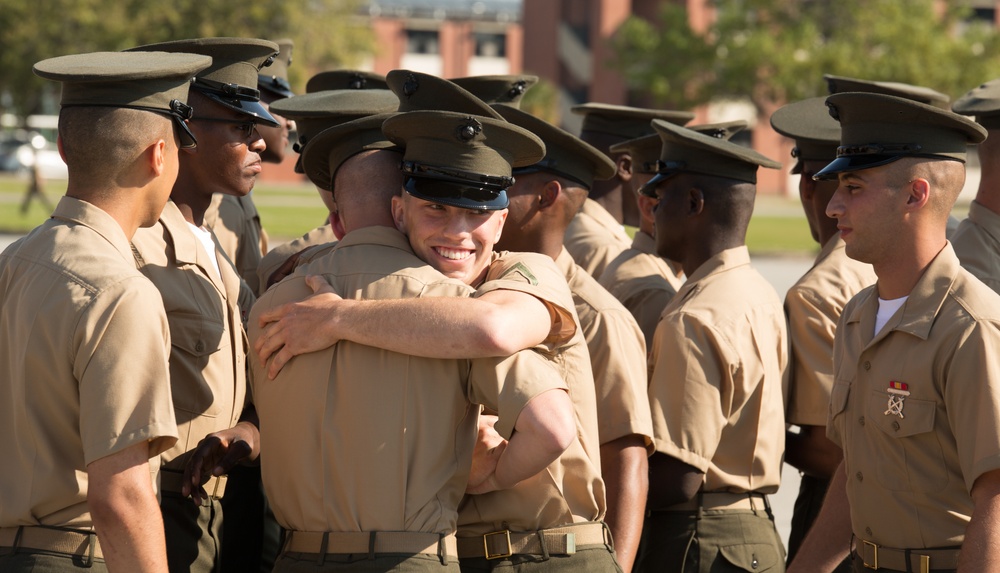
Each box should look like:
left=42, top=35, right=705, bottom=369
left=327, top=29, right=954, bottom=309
left=126, top=37, right=279, bottom=573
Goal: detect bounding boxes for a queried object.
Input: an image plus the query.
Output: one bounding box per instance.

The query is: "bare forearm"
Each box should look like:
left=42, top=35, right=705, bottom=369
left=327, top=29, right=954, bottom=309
left=787, top=462, right=853, bottom=573
left=88, top=444, right=169, bottom=573
left=332, top=295, right=549, bottom=358
left=494, top=389, right=575, bottom=489
left=959, top=470, right=1000, bottom=572
left=601, top=438, right=648, bottom=573
left=785, top=425, right=843, bottom=478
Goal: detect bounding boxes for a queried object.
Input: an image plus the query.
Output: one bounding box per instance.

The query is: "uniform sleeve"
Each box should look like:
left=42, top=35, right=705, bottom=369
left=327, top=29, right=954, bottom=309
left=582, top=306, right=653, bottom=450
left=467, top=349, right=569, bottom=439
left=74, top=277, right=177, bottom=466
left=945, top=319, right=1000, bottom=492
left=647, top=311, right=733, bottom=472
left=476, top=252, right=577, bottom=349
left=785, top=285, right=840, bottom=426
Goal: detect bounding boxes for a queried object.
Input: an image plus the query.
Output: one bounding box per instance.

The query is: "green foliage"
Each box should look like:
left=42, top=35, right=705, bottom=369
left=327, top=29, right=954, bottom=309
left=0, top=0, right=374, bottom=116
left=613, top=0, right=1000, bottom=113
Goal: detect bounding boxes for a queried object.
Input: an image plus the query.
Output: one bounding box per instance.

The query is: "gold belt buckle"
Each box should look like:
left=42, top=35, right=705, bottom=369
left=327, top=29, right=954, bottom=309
left=863, top=540, right=879, bottom=569
left=483, top=530, right=512, bottom=560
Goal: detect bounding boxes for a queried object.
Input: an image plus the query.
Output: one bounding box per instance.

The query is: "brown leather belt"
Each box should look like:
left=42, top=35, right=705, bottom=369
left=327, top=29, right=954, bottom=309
left=159, top=470, right=227, bottom=499
left=456, top=522, right=609, bottom=560
left=0, top=525, right=103, bottom=560
left=856, top=540, right=961, bottom=572
left=660, top=491, right=769, bottom=511
left=283, top=530, right=457, bottom=558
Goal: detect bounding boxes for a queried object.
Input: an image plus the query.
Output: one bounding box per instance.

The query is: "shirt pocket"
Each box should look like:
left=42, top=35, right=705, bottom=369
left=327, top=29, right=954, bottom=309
left=867, top=390, right=946, bottom=492
left=167, top=311, right=228, bottom=417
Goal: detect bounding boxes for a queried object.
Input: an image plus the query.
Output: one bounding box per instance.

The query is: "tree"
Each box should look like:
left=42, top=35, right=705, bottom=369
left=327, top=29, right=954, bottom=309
left=0, top=0, right=374, bottom=117
left=612, top=0, right=1000, bottom=115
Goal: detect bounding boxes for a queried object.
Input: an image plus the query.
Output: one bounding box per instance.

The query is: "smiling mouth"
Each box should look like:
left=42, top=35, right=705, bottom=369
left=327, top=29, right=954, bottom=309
left=434, top=247, right=473, bottom=261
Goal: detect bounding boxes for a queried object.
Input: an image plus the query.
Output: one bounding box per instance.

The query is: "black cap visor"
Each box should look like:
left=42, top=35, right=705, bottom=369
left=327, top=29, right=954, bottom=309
left=637, top=161, right=686, bottom=197
left=193, top=78, right=279, bottom=127
left=404, top=176, right=509, bottom=210
left=812, top=154, right=909, bottom=181
left=259, top=74, right=295, bottom=99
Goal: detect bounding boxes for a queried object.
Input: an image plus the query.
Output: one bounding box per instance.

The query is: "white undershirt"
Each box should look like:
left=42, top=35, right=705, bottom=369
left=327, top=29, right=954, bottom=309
left=875, top=296, right=908, bottom=336
left=187, top=223, right=222, bottom=279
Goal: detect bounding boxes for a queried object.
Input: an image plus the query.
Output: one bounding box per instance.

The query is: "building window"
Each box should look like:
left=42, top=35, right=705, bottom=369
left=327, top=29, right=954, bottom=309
left=406, top=30, right=439, bottom=54
left=474, top=33, right=506, bottom=58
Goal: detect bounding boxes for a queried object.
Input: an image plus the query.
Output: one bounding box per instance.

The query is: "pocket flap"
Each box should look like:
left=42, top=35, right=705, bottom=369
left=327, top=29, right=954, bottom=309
left=718, top=543, right=780, bottom=572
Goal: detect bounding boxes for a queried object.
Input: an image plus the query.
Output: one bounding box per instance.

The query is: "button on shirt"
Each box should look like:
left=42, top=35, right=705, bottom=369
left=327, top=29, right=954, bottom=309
left=828, top=243, right=1000, bottom=548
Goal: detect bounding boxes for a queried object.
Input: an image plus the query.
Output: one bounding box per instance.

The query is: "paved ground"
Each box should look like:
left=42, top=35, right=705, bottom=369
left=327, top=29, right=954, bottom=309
left=0, top=230, right=813, bottom=548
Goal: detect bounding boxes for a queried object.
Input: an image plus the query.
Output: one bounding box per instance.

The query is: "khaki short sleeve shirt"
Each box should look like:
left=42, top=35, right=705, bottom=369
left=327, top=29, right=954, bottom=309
left=563, top=198, right=632, bottom=281
left=556, top=248, right=653, bottom=449
left=250, top=226, right=567, bottom=534
left=0, top=197, right=176, bottom=528
left=458, top=251, right=606, bottom=536
left=648, top=247, right=787, bottom=493
left=256, top=223, right=337, bottom=295
left=205, top=193, right=265, bottom=295
left=599, top=231, right=683, bottom=349
left=952, top=200, right=1000, bottom=295
left=828, top=244, right=1000, bottom=548
left=132, top=201, right=247, bottom=473
left=785, top=236, right=875, bottom=426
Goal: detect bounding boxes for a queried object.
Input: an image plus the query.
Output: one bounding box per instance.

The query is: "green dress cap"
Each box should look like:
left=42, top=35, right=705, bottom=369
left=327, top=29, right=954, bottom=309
left=824, top=74, right=950, bottom=108
left=269, top=89, right=399, bottom=173
left=300, top=112, right=398, bottom=191
left=382, top=110, right=546, bottom=210
left=128, top=37, right=280, bottom=127
left=638, top=119, right=781, bottom=196
left=386, top=70, right=502, bottom=119
left=493, top=104, right=614, bottom=190
left=306, top=70, right=388, bottom=93
left=571, top=102, right=695, bottom=141
left=612, top=120, right=748, bottom=175
left=770, top=97, right=841, bottom=174
left=33, top=51, right=213, bottom=148
left=953, top=78, right=1000, bottom=129
left=258, top=38, right=294, bottom=99
left=450, top=75, right=538, bottom=108
left=814, top=92, right=987, bottom=181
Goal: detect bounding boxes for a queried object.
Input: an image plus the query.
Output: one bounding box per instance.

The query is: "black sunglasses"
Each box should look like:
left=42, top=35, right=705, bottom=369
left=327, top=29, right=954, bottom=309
left=192, top=116, right=259, bottom=142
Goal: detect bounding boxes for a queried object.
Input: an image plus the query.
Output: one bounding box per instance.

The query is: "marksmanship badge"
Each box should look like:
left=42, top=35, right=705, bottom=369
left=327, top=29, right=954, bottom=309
left=884, top=381, right=909, bottom=419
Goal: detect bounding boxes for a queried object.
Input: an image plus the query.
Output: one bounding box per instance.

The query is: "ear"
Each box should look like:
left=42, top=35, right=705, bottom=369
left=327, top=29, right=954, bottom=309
left=637, top=194, right=657, bottom=224
left=493, top=209, right=508, bottom=243
left=390, top=194, right=406, bottom=232
left=56, top=136, right=67, bottom=163
left=905, top=178, right=930, bottom=210
left=330, top=205, right=347, bottom=240
left=616, top=153, right=633, bottom=183
left=688, top=187, right=705, bottom=216
left=537, top=179, right=561, bottom=210
left=149, top=139, right=167, bottom=177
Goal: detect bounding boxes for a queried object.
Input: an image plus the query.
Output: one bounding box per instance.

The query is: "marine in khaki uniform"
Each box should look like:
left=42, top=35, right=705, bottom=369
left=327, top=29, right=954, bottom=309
left=128, top=37, right=280, bottom=573
left=250, top=105, right=578, bottom=573
left=951, top=79, right=1000, bottom=294
left=770, top=97, right=876, bottom=571
left=0, top=51, right=211, bottom=572
left=787, top=93, right=1000, bottom=573
left=202, top=40, right=294, bottom=297
left=600, top=122, right=744, bottom=348
left=825, top=74, right=962, bottom=238
left=564, top=103, right=694, bottom=280
left=255, top=75, right=612, bottom=571
left=637, top=119, right=788, bottom=573
left=256, top=88, right=399, bottom=292
left=491, top=103, right=653, bottom=572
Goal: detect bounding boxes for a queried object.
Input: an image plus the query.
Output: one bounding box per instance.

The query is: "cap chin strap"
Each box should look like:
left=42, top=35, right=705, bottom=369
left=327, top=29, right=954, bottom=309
left=193, top=77, right=260, bottom=101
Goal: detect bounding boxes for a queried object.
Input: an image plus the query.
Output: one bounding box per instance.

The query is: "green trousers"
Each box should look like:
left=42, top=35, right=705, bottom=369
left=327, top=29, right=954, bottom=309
left=459, top=545, right=622, bottom=573
left=637, top=508, right=785, bottom=573
left=0, top=547, right=108, bottom=572
left=161, top=490, right=224, bottom=573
